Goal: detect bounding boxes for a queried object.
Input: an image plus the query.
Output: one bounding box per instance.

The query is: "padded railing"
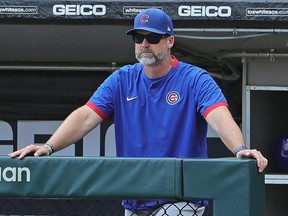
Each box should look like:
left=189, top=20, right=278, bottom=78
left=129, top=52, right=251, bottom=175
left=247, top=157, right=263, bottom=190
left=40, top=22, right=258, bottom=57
left=0, top=156, right=265, bottom=215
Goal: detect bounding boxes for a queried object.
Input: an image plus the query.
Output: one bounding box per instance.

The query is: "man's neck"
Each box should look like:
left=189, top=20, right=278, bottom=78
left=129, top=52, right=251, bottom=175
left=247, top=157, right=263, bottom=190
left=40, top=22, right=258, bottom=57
left=143, top=55, right=174, bottom=79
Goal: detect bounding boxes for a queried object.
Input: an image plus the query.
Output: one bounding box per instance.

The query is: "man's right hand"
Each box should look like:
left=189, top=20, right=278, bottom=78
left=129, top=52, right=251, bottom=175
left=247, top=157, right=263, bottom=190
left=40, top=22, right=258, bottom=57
left=8, top=144, right=50, bottom=159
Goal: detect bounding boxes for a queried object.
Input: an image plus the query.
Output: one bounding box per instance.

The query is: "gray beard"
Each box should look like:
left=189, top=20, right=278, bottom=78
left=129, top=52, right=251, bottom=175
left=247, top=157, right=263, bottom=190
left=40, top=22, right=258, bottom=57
left=136, top=48, right=168, bottom=66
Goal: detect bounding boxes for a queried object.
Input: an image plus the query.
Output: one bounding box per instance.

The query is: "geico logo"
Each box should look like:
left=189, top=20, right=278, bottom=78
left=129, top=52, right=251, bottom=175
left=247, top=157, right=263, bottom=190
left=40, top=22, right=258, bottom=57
left=178, top=5, right=231, bottom=17
left=0, top=167, right=30, bottom=182
left=53, top=4, right=106, bottom=16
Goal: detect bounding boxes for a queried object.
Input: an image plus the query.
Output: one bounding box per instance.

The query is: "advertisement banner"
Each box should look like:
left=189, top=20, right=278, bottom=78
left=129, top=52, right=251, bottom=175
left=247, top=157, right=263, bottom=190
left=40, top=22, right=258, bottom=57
left=0, top=0, right=288, bottom=24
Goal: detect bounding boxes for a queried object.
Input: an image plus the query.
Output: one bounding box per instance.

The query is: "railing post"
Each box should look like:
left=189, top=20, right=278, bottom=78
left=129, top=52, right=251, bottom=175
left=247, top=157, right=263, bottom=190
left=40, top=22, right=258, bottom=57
left=182, top=158, right=265, bottom=216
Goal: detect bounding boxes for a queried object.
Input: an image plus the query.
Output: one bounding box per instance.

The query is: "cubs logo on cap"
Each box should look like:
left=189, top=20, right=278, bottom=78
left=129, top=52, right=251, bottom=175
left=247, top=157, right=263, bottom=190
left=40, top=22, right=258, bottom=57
left=140, top=14, right=149, bottom=24
left=126, top=8, right=174, bottom=36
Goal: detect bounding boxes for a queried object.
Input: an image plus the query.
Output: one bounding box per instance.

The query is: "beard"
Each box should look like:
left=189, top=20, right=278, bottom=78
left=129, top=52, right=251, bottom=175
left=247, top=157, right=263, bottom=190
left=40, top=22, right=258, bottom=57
left=135, top=46, right=168, bottom=66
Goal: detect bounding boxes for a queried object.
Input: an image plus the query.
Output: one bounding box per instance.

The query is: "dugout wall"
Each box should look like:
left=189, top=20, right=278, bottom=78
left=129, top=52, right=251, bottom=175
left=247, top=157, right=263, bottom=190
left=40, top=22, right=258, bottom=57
left=0, top=156, right=265, bottom=216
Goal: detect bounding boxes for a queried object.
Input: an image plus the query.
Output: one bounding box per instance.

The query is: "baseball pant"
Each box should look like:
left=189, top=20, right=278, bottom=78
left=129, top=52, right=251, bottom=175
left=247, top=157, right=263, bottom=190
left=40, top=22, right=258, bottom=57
left=124, top=202, right=205, bottom=216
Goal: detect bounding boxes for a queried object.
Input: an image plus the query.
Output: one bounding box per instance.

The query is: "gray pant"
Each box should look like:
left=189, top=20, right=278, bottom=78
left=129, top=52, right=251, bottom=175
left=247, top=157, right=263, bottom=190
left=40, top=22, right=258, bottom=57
left=125, top=202, right=205, bottom=216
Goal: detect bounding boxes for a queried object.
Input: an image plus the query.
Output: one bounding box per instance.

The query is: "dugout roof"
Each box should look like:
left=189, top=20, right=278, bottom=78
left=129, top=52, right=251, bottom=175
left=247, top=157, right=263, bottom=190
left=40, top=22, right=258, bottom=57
left=0, top=0, right=287, bottom=65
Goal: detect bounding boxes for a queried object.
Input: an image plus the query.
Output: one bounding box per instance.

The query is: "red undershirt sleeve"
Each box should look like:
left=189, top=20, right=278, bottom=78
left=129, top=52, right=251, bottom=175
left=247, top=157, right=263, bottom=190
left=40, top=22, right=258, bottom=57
left=203, top=102, right=228, bottom=119
left=86, top=101, right=110, bottom=120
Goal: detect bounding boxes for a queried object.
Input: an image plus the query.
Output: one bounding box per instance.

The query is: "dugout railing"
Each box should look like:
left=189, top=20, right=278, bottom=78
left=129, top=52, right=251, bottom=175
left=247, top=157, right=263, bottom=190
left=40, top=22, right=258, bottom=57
left=0, top=156, right=265, bottom=215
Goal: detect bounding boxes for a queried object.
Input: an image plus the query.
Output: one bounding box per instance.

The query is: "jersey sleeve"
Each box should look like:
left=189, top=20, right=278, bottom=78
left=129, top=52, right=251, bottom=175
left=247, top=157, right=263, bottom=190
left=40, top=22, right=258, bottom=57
left=86, top=70, right=119, bottom=120
left=196, top=71, right=228, bottom=119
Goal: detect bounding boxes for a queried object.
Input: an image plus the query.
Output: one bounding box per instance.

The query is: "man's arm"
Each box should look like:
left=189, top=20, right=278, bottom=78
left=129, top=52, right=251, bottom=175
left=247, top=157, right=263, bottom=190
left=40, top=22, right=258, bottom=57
left=205, top=106, right=268, bottom=172
left=9, top=105, right=103, bottom=159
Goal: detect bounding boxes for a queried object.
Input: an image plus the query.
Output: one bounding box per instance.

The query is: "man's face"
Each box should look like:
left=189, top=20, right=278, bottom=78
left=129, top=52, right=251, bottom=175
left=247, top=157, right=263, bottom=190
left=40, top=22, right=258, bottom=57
left=133, top=30, right=173, bottom=66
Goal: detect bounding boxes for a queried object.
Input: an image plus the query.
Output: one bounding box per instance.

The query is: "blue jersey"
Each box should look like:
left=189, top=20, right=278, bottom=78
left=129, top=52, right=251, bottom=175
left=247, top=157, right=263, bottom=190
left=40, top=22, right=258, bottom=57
left=87, top=56, right=227, bottom=210
left=87, top=56, right=227, bottom=159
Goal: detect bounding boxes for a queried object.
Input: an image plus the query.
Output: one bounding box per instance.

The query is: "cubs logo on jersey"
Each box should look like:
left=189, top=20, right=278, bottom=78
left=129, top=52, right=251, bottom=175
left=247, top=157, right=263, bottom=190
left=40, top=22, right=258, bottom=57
left=166, top=91, right=180, bottom=105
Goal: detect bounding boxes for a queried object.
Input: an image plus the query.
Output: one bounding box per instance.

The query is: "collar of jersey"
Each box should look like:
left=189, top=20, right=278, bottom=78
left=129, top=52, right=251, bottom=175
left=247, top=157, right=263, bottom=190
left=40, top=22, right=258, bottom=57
left=171, top=55, right=179, bottom=67
left=141, top=55, right=179, bottom=82
left=142, top=56, right=178, bottom=90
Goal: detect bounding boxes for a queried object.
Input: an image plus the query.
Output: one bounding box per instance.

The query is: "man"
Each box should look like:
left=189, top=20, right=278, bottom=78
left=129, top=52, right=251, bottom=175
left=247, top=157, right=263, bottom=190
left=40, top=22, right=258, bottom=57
left=9, top=8, right=267, bottom=216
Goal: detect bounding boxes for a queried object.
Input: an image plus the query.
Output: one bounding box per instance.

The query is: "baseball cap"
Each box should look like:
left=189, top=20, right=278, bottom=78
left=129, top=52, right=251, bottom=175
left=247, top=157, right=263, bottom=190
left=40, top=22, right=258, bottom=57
left=126, top=8, right=174, bottom=36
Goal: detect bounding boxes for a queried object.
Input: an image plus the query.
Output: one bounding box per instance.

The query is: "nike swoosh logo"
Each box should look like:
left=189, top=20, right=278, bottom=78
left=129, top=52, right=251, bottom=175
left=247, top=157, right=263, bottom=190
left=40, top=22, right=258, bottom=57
left=126, top=96, right=139, bottom=101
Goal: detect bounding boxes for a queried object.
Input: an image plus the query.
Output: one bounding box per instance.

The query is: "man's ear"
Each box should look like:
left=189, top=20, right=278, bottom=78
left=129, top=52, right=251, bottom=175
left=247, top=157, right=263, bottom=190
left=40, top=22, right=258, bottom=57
left=167, top=36, right=175, bottom=48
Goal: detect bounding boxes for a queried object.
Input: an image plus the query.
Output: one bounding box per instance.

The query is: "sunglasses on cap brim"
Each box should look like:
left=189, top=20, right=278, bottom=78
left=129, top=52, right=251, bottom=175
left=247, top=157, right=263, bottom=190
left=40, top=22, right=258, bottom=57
left=132, top=34, right=169, bottom=44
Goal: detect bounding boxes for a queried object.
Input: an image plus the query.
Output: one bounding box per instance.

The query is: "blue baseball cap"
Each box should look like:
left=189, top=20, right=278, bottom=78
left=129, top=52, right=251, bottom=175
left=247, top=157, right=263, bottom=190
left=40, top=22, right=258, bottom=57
left=126, top=8, right=174, bottom=36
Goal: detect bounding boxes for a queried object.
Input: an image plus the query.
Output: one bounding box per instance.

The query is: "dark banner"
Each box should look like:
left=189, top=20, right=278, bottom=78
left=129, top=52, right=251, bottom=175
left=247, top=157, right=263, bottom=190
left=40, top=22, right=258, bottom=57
left=0, top=0, right=288, bottom=23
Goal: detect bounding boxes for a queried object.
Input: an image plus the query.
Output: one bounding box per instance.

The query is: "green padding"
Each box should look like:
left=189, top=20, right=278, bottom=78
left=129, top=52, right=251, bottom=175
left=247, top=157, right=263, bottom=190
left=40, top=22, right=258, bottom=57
left=183, top=158, right=265, bottom=216
left=0, top=156, right=265, bottom=215
left=0, top=156, right=182, bottom=199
